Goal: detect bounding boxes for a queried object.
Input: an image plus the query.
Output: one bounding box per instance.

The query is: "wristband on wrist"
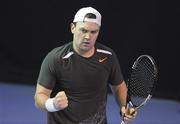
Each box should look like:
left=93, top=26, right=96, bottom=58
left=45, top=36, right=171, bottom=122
left=45, top=98, right=59, bottom=112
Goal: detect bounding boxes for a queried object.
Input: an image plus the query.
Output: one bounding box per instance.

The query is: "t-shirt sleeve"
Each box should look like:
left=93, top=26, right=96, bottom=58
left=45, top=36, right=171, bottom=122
left=37, top=51, right=56, bottom=89
left=108, top=51, right=124, bottom=85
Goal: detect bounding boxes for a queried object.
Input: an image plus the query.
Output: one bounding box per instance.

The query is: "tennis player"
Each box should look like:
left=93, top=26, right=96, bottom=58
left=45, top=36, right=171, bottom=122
left=34, top=6, right=136, bottom=124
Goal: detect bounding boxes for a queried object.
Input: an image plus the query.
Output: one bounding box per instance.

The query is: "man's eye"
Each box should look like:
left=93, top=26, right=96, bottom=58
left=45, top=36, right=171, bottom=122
left=80, top=29, right=88, bottom=33
left=91, top=31, right=98, bottom=34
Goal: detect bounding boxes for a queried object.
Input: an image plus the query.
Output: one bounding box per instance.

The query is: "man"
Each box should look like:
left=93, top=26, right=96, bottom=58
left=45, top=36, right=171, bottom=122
left=34, top=7, right=136, bottom=124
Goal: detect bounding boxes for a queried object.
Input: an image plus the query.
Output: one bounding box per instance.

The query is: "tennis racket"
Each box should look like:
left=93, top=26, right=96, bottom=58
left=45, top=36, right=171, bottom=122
left=121, top=54, right=158, bottom=124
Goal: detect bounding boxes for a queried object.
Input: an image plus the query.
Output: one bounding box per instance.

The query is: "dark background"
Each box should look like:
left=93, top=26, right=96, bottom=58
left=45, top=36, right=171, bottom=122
left=0, top=0, right=179, bottom=100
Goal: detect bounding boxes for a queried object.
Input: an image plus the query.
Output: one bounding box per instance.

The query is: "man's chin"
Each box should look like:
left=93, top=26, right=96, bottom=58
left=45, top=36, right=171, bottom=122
left=80, top=46, right=91, bottom=51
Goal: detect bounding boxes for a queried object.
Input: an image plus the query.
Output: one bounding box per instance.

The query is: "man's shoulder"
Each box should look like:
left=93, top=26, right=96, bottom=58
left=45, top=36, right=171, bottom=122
left=49, top=42, right=73, bottom=54
left=45, top=42, right=73, bottom=60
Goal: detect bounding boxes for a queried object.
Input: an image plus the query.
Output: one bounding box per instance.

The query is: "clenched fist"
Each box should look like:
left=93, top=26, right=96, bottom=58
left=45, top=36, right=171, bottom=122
left=53, top=91, right=68, bottom=110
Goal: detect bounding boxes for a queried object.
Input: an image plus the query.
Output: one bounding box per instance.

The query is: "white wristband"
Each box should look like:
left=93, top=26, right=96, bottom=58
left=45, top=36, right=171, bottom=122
left=45, top=98, right=59, bottom=112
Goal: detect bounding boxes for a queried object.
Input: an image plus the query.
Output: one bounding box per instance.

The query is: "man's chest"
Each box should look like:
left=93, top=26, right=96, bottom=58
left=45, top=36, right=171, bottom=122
left=55, top=55, right=111, bottom=92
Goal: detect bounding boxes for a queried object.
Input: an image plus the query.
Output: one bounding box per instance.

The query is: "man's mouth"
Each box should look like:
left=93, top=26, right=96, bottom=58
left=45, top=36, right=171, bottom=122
left=82, top=41, right=90, bottom=45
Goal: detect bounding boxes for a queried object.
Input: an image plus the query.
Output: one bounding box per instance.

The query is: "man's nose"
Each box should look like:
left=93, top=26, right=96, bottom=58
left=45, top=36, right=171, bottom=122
left=84, top=33, right=91, bottom=39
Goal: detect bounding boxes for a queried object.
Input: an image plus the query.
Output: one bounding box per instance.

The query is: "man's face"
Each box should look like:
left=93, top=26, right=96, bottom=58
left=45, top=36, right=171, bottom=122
left=71, top=21, right=100, bottom=54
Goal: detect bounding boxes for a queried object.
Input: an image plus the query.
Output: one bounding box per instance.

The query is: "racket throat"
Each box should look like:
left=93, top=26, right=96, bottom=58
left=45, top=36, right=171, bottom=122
left=136, top=94, right=152, bottom=109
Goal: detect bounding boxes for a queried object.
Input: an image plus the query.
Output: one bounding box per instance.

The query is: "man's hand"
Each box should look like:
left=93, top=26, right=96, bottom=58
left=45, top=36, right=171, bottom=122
left=53, top=91, right=68, bottom=110
left=121, top=105, right=137, bottom=123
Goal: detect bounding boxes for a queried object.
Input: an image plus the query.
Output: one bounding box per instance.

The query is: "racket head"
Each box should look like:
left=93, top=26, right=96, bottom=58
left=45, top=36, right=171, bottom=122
left=127, top=55, right=158, bottom=108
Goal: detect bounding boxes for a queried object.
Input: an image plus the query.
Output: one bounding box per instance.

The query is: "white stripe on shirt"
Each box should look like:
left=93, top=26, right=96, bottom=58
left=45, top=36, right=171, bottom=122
left=97, top=49, right=112, bottom=55
left=62, top=52, right=74, bottom=59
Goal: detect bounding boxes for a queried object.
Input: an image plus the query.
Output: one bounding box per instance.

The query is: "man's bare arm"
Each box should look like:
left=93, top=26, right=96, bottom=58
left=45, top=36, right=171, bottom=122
left=34, top=83, right=52, bottom=111
left=110, top=81, right=128, bottom=107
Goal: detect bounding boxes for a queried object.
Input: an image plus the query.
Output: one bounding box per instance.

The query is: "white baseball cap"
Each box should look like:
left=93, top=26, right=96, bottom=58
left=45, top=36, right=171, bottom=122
left=73, top=7, right=102, bottom=26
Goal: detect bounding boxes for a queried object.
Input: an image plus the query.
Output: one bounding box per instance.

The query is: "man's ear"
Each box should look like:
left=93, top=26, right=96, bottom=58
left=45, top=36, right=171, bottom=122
left=70, top=23, right=75, bottom=34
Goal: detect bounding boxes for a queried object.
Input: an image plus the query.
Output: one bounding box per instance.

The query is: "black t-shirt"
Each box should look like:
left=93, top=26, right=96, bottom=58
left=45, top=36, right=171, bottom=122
left=37, top=42, right=124, bottom=124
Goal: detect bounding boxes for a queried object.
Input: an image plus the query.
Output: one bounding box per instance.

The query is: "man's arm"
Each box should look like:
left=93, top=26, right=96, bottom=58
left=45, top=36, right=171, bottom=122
left=34, top=83, right=52, bottom=111
left=110, top=81, right=137, bottom=122
left=34, top=83, right=68, bottom=112
left=110, top=80, right=127, bottom=107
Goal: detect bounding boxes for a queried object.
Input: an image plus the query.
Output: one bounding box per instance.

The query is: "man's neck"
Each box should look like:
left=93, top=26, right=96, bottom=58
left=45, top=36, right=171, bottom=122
left=74, top=47, right=95, bottom=58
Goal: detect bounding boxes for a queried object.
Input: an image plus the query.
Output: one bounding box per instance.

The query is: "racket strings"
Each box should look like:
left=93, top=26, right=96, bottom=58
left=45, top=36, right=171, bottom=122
left=128, top=56, right=157, bottom=107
